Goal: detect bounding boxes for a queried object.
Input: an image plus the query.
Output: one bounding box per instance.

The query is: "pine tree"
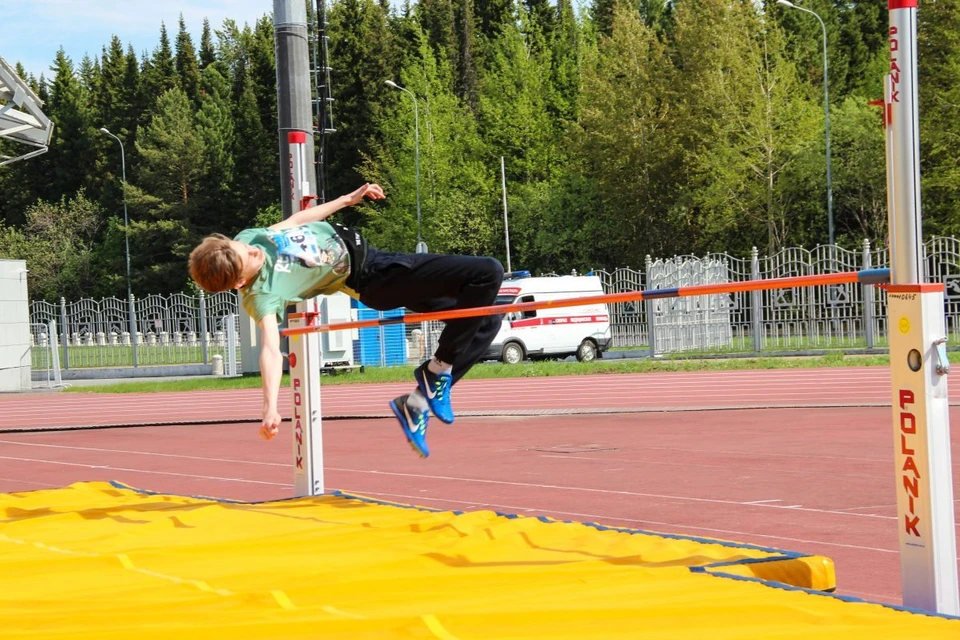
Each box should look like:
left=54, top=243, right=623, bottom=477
left=454, top=0, right=480, bottom=111
left=141, top=23, right=177, bottom=111
left=474, top=0, right=514, bottom=41
left=194, top=65, right=237, bottom=234
left=589, top=0, right=619, bottom=38
left=128, top=88, right=206, bottom=293
left=548, top=0, right=582, bottom=124
left=45, top=50, right=95, bottom=202
left=415, top=0, right=457, bottom=87
left=199, top=18, right=217, bottom=70
left=96, top=36, right=130, bottom=135
left=328, top=0, right=401, bottom=203
left=232, top=72, right=277, bottom=230
left=175, top=14, right=202, bottom=105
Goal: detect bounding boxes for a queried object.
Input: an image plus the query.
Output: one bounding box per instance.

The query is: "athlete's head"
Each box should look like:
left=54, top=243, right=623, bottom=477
left=189, top=234, right=265, bottom=292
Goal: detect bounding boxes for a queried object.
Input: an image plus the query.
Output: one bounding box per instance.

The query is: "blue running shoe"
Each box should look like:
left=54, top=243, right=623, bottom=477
left=414, top=362, right=454, bottom=424
left=389, top=394, right=430, bottom=457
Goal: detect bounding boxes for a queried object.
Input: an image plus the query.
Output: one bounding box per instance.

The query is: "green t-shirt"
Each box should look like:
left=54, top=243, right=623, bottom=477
left=234, top=222, right=356, bottom=323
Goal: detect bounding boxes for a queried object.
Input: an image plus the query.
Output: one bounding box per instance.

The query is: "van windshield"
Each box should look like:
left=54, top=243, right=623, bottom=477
left=494, top=294, right=516, bottom=306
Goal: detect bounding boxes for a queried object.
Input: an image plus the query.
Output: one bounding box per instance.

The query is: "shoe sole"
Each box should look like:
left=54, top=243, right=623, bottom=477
left=415, top=367, right=455, bottom=425
left=389, top=399, right=429, bottom=458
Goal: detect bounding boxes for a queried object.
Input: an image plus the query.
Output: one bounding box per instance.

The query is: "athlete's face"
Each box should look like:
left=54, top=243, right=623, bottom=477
left=230, top=241, right=265, bottom=287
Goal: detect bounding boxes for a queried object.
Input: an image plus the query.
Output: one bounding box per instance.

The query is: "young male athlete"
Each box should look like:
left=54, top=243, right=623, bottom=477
left=188, top=183, right=504, bottom=457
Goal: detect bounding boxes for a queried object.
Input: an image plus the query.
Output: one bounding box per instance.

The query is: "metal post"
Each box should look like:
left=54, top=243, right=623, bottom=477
left=226, top=313, right=237, bottom=376
left=884, top=0, right=959, bottom=614
left=48, top=320, right=62, bottom=388
left=99, top=127, right=138, bottom=368
left=777, top=0, right=833, bottom=249
left=645, top=255, right=657, bottom=357
left=129, top=293, right=138, bottom=368
left=862, top=239, right=875, bottom=349
left=386, top=80, right=424, bottom=253
left=275, top=0, right=318, bottom=218
left=59, top=297, right=69, bottom=370
left=199, top=290, right=209, bottom=365
left=751, top=247, right=762, bottom=352
left=501, top=156, right=512, bottom=273
left=277, top=0, right=324, bottom=497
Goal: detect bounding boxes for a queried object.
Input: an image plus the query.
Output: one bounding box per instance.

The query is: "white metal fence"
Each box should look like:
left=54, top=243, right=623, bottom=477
left=29, top=291, right=241, bottom=372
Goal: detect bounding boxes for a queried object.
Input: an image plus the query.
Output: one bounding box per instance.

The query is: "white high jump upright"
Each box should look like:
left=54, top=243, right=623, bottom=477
left=884, top=0, right=959, bottom=615
left=286, top=130, right=325, bottom=497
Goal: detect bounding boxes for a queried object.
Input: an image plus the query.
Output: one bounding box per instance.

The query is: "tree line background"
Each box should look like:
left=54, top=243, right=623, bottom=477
left=2, top=0, right=959, bottom=302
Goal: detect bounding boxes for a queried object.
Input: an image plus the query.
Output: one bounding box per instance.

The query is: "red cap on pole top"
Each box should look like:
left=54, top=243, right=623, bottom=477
left=888, top=0, right=917, bottom=8
left=287, top=131, right=307, bottom=144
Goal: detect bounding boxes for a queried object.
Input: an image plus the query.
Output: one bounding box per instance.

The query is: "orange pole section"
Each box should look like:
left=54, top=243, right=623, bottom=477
left=281, top=268, right=890, bottom=337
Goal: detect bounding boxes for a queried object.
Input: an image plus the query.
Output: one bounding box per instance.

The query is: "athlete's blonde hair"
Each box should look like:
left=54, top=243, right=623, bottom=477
left=188, top=234, right=242, bottom=293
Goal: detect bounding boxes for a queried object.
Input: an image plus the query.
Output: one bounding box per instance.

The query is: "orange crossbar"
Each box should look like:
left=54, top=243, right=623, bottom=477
left=281, top=268, right=890, bottom=337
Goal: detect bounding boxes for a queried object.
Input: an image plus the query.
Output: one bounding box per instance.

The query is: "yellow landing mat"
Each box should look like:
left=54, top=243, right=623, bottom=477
left=1, top=482, right=958, bottom=639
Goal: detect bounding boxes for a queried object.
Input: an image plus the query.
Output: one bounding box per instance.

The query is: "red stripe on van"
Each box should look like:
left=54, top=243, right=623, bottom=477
left=511, top=315, right=609, bottom=328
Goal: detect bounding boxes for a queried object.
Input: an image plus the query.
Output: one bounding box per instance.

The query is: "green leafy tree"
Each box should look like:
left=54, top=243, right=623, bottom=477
left=673, top=0, right=820, bottom=254
left=362, top=33, right=496, bottom=255
left=478, top=21, right=555, bottom=182
left=0, top=192, right=105, bottom=301
left=829, top=97, right=887, bottom=245
left=918, top=0, right=960, bottom=237
left=575, top=5, right=684, bottom=264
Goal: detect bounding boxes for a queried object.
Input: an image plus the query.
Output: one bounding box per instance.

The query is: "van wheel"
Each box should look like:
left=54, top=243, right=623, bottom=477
left=502, top=342, right=525, bottom=364
left=576, top=339, right=598, bottom=362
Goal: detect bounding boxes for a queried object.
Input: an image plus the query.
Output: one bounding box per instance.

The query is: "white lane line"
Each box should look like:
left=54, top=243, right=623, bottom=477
left=0, top=455, right=288, bottom=486
left=327, top=467, right=896, bottom=521
left=534, top=453, right=888, bottom=479
left=743, top=499, right=783, bottom=505
left=834, top=503, right=898, bottom=512
left=0, top=440, right=288, bottom=467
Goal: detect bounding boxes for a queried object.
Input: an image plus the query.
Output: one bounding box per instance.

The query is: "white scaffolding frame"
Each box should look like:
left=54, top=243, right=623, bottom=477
left=0, top=55, right=53, bottom=166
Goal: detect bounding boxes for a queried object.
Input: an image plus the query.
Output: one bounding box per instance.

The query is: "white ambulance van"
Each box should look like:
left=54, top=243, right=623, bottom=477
left=485, top=272, right=612, bottom=364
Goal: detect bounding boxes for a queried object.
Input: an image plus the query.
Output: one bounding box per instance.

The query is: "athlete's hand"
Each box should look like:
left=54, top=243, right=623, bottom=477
left=343, top=183, right=385, bottom=207
left=260, top=410, right=282, bottom=441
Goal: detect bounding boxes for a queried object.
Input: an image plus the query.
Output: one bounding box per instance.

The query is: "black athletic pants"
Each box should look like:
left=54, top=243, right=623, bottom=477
left=353, top=248, right=504, bottom=384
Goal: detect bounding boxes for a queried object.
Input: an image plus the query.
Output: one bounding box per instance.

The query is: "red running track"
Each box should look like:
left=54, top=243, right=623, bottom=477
left=1, top=367, right=958, bottom=608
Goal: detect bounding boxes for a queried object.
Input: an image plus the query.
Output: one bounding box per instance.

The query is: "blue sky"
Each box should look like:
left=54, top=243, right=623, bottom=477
left=1, top=1, right=272, bottom=80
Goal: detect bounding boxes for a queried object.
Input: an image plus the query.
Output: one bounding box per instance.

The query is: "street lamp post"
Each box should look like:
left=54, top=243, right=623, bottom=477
left=385, top=80, right=425, bottom=253
left=99, top=127, right=138, bottom=367
left=778, top=0, right=833, bottom=249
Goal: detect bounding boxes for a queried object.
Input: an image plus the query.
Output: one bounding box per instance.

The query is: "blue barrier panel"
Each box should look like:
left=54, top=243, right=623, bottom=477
left=354, top=301, right=407, bottom=366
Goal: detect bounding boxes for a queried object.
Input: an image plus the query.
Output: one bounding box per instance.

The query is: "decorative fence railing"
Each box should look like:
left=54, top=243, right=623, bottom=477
left=594, top=236, right=960, bottom=356
left=29, top=291, right=242, bottom=371
left=28, top=237, right=960, bottom=374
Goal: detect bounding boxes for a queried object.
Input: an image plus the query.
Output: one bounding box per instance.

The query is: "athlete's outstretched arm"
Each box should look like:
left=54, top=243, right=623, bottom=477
left=269, top=183, right=385, bottom=231
left=257, top=313, right=284, bottom=441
